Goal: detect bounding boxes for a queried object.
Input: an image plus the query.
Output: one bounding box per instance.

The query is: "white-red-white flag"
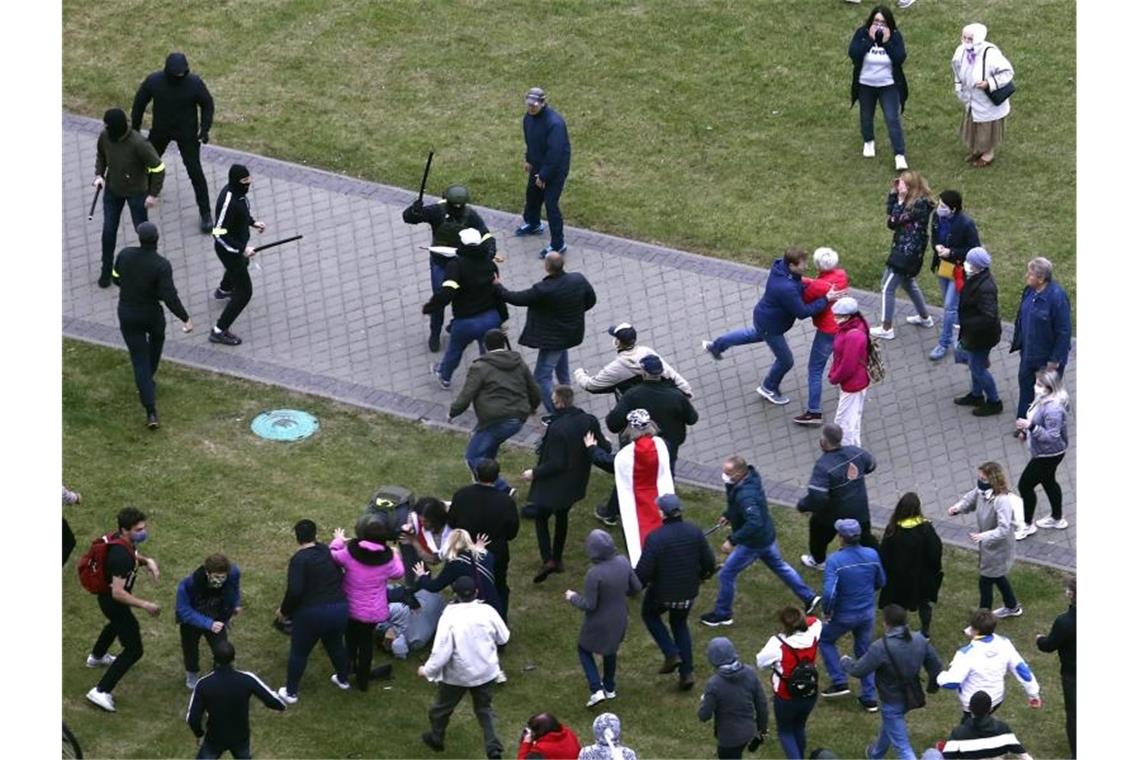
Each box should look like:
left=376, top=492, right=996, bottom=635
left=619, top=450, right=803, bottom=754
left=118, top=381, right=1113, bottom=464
left=614, top=435, right=674, bottom=566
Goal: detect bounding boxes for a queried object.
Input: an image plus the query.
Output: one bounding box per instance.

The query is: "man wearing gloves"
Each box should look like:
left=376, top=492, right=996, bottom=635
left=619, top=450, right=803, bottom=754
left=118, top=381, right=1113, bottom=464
left=698, top=637, right=769, bottom=759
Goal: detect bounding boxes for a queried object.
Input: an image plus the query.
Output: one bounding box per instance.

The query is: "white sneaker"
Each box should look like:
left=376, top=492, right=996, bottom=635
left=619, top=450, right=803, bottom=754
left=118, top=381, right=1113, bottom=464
left=756, top=385, right=791, bottom=406
left=277, top=687, right=298, bottom=705
left=895, top=154, right=908, bottom=170
left=586, top=690, right=607, bottom=707
left=862, top=141, right=875, bottom=158
left=330, top=673, right=351, bottom=690
left=1014, top=524, right=1038, bottom=541
left=897, top=0, right=916, bottom=8
left=993, top=605, right=1024, bottom=619
left=905, top=315, right=935, bottom=328
left=85, top=687, right=116, bottom=712
left=800, top=554, right=823, bottom=570
left=869, top=326, right=895, bottom=340
left=495, top=671, right=508, bottom=684
left=1035, top=517, right=1069, bottom=529
left=604, top=690, right=617, bottom=699
left=86, top=653, right=116, bottom=668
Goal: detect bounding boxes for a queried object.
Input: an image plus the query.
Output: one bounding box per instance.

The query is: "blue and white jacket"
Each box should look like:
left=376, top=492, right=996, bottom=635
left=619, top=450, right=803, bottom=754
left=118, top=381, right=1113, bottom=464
left=822, top=544, right=884, bottom=619
left=937, top=633, right=1040, bottom=711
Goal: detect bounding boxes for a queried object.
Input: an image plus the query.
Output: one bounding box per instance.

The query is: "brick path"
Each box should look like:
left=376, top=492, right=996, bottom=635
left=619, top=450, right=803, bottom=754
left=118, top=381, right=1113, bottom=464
left=61, top=113, right=1075, bottom=570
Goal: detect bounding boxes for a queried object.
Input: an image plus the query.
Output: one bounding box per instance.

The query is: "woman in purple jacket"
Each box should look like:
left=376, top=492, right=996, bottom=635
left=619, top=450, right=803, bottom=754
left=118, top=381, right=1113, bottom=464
left=330, top=516, right=404, bottom=691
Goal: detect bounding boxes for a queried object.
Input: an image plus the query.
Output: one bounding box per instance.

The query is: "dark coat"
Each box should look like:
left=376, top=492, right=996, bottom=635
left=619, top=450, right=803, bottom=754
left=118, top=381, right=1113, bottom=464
left=929, top=212, right=981, bottom=270
left=753, top=258, right=827, bottom=336
left=131, top=53, right=214, bottom=139
left=796, top=446, right=876, bottom=524
left=605, top=380, right=699, bottom=450
left=958, top=269, right=1002, bottom=351
left=1036, top=604, right=1075, bottom=678
left=885, top=194, right=933, bottom=278
left=878, top=518, right=943, bottom=610
left=1010, top=281, right=1072, bottom=368
left=523, top=105, right=571, bottom=181
left=447, top=484, right=520, bottom=569
left=497, top=271, right=596, bottom=350
left=723, top=466, right=777, bottom=549
left=635, top=516, right=716, bottom=604
left=527, top=406, right=609, bottom=511
left=849, top=26, right=909, bottom=111
left=569, top=531, right=642, bottom=655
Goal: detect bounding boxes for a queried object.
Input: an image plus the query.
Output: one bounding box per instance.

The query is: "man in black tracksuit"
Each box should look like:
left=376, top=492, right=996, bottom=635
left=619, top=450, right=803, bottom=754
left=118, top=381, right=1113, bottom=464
left=131, top=52, right=216, bottom=232
left=448, top=460, right=522, bottom=621
left=186, top=640, right=285, bottom=759
left=1036, top=576, right=1076, bottom=757
left=112, top=222, right=193, bottom=429
left=210, top=164, right=265, bottom=346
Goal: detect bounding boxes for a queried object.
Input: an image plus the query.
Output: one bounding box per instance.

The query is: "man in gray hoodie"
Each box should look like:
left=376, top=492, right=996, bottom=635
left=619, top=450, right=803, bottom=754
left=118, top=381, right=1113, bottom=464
left=698, top=637, right=769, bottom=759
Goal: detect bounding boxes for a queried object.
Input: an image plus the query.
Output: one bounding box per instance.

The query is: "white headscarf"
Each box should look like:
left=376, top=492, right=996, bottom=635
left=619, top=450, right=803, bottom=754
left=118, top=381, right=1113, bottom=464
left=961, top=23, right=988, bottom=64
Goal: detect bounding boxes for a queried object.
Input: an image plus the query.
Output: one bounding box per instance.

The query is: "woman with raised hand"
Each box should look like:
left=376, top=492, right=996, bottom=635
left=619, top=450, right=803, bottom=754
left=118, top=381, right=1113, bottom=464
left=871, top=170, right=935, bottom=341
left=849, top=5, right=911, bottom=170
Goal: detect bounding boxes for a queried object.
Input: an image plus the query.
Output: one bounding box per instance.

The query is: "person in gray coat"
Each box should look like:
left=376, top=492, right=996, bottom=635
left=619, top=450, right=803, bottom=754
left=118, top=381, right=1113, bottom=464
left=947, top=461, right=1022, bottom=618
left=698, top=637, right=769, bottom=759
left=841, top=605, right=942, bottom=760
left=565, top=530, right=642, bottom=708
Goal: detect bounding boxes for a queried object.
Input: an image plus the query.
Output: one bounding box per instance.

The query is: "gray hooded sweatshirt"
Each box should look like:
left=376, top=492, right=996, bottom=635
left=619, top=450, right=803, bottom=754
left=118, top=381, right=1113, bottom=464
left=569, top=530, right=642, bottom=655
left=698, top=637, right=769, bottom=748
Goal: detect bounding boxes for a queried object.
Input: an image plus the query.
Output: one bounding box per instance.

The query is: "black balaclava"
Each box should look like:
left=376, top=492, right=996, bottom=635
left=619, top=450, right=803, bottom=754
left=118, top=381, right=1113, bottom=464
left=136, top=222, right=159, bottom=248
left=103, top=108, right=129, bottom=141
left=228, top=164, right=251, bottom=195
left=164, top=52, right=190, bottom=81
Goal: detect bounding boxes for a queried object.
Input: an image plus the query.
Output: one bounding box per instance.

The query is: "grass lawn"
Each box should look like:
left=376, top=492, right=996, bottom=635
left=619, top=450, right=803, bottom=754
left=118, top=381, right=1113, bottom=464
left=63, top=340, right=1071, bottom=759
left=61, top=0, right=1075, bottom=322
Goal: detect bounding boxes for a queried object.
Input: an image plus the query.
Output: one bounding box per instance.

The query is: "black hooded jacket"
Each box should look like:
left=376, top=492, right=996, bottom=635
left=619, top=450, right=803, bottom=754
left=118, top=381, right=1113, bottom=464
left=422, top=241, right=503, bottom=319
left=131, top=52, right=215, bottom=139
left=112, top=242, right=189, bottom=322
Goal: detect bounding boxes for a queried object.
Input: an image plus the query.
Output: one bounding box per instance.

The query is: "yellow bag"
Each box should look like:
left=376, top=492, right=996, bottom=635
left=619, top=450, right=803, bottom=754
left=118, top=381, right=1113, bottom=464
left=937, top=259, right=957, bottom=279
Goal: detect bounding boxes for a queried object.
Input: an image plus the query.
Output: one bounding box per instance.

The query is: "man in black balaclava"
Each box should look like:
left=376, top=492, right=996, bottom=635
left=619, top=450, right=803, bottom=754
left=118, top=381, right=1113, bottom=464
left=209, top=164, right=266, bottom=346
left=112, top=221, right=193, bottom=429
left=131, top=52, right=216, bottom=232
left=94, top=108, right=166, bottom=288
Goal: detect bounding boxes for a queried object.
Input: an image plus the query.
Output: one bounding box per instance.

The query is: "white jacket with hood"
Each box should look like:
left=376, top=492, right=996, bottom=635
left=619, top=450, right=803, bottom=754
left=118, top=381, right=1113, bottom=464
left=952, top=23, right=1014, bottom=123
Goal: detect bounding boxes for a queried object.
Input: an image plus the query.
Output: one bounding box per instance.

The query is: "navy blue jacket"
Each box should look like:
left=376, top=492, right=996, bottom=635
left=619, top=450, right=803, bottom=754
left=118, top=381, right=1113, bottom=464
left=723, top=466, right=777, bottom=549
left=1010, top=281, right=1072, bottom=368
left=796, top=446, right=876, bottom=524
left=176, top=566, right=241, bottom=631
left=635, top=516, right=717, bottom=604
left=753, top=259, right=827, bottom=336
left=929, top=211, right=980, bottom=269
left=822, top=543, right=885, bottom=618
left=524, top=105, right=571, bottom=181
left=849, top=27, right=908, bottom=111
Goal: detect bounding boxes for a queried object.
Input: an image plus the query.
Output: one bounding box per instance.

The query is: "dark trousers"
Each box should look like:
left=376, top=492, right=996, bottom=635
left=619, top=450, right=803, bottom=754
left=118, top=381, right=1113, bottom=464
left=978, top=574, right=1018, bottom=610
left=180, top=624, right=228, bottom=673
left=1017, top=360, right=1065, bottom=418
left=285, top=601, right=350, bottom=695
left=857, top=84, right=905, bottom=155
left=149, top=133, right=211, bottom=216
left=101, top=190, right=148, bottom=279
left=523, top=173, right=566, bottom=249
left=427, top=259, right=447, bottom=343
left=1018, top=454, right=1065, bottom=522
left=1062, top=672, right=1076, bottom=758
left=215, top=248, right=252, bottom=331
left=717, top=744, right=747, bottom=759
left=118, top=305, right=166, bottom=413
left=641, top=594, right=693, bottom=677
left=808, top=512, right=879, bottom=563
left=535, top=507, right=569, bottom=564
left=197, top=738, right=251, bottom=759
left=490, top=550, right=511, bottom=623
left=917, top=601, right=933, bottom=638
left=577, top=645, right=617, bottom=694
left=92, top=595, right=144, bottom=693
left=773, top=695, right=817, bottom=759
left=63, top=519, right=76, bottom=566
left=345, top=618, right=378, bottom=689
left=426, top=679, right=502, bottom=758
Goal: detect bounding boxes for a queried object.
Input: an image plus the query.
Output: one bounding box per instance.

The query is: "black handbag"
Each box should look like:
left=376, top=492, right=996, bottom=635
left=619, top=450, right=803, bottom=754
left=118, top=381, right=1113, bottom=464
left=982, top=47, right=1015, bottom=105
left=883, top=636, right=926, bottom=712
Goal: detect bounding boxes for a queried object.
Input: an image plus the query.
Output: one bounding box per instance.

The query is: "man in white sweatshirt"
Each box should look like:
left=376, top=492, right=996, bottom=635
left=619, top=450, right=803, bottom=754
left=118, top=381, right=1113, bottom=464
left=936, top=609, right=1042, bottom=720
left=418, top=576, right=511, bottom=757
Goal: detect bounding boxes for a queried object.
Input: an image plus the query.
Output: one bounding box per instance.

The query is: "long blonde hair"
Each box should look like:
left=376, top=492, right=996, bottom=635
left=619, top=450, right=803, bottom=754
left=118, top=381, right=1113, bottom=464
left=442, top=528, right=486, bottom=562
left=1035, top=368, right=1070, bottom=409
left=898, top=170, right=934, bottom=209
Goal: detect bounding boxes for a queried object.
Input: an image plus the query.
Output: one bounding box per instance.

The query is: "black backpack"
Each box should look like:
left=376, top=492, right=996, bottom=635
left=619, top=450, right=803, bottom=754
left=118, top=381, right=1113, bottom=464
left=776, top=635, right=819, bottom=699
left=362, top=485, right=415, bottom=542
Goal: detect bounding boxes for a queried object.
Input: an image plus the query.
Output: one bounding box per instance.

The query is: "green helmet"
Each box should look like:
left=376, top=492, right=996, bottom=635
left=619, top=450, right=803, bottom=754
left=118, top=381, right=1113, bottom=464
left=444, top=184, right=470, bottom=207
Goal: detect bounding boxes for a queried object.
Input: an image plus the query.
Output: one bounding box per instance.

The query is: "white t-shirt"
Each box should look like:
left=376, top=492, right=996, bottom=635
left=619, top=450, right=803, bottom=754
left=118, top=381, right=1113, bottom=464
left=859, top=45, right=895, bottom=87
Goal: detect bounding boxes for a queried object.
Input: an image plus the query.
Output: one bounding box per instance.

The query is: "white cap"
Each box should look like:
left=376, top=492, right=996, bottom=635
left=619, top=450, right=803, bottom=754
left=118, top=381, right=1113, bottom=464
left=459, top=228, right=482, bottom=246
left=832, top=297, right=860, bottom=316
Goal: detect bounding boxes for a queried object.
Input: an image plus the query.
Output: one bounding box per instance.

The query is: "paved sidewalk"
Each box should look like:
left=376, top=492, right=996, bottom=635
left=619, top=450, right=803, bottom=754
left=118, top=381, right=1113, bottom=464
left=61, top=113, right=1076, bottom=570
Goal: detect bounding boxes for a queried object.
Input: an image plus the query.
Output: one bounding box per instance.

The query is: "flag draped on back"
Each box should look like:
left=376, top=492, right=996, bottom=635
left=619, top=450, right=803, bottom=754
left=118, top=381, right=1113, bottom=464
left=614, top=436, right=674, bottom=566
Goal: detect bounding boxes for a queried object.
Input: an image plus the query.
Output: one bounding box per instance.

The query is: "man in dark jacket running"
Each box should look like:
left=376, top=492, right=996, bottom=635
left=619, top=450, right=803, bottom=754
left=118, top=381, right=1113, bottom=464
left=209, top=164, right=266, bottom=346
left=636, top=494, right=716, bottom=691
left=698, top=637, right=769, bottom=759
left=131, top=52, right=215, bottom=232
left=186, top=640, right=285, bottom=758
left=606, top=354, right=699, bottom=470
left=514, top=87, right=571, bottom=257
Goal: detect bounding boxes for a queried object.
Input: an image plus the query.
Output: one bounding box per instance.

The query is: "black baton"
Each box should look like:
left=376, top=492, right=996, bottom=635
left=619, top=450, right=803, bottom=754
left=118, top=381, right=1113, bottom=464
left=252, top=235, right=303, bottom=253
left=417, top=150, right=434, bottom=204
left=88, top=184, right=102, bottom=220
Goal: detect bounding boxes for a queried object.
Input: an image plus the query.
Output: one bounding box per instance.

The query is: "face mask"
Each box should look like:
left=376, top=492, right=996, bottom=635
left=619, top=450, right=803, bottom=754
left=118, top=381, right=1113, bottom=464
left=613, top=338, right=622, bottom=351
left=935, top=205, right=952, bottom=218
left=207, top=574, right=227, bottom=588
left=976, top=480, right=990, bottom=493
left=130, top=529, right=149, bottom=544
left=963, top=262, right=977, bottom=277
left=1034, top=383, right=1047, bottom=396
left=721, top=473, right=735, bottom=485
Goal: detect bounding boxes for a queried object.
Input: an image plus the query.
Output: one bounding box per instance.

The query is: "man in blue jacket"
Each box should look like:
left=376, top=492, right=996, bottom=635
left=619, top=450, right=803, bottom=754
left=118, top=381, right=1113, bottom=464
left=1010, top=256, right=1072, bottom=418
left=819, top=519, right=886, bottom=712
left=514, top=87, right=572, bottom=258
left=704, top=247, right=842, bottom=406
left=176, top=554, right=242, bottom=690
left=700, top=456, right=820, bottom=628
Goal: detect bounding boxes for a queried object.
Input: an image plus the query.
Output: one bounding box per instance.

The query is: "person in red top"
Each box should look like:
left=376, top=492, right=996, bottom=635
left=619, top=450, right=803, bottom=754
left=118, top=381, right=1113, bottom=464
left=755, top=606, right=823, bottom=760
left=828, top=297, right=872, bottom=447
left=516, top=712, right=582, bottom=759
left=795, top=248, right=850, bottom=426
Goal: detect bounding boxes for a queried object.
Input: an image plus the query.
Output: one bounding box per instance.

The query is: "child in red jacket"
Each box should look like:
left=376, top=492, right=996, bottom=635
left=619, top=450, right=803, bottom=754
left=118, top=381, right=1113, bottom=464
left=829, top=297, right=871, bottom=446
left=794, top=248, right=850, bottom=426
left=517, top=713, right=582, bottom=759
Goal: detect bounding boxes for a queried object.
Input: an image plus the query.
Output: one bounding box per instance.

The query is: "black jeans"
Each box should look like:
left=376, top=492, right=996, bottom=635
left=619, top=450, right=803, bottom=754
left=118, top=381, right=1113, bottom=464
left=535, top=507, right=569, bottom=564
left=118, top=305, right=166, bottom=413
left=92, top=595, right=144, bottom=693
left=978, top=575, right=1018, bottom=610
left=1062, top=672, right=1076, bottom=758
left=345, top=618, right=378, bottom=689
left=489, top=549, right=511, bottom=623
left=101, top=190, right=148, bottom=280
left=215, top=248, right=252, bottom=331
left=426, top=679, right=502, bottom=757
left=149, top=133, right=211, bottom=216
left=63, top=519, right=76, bottom=566
left=808, top=512, right=879, bottom=563
left=1018, top=453, right=1065, bottom=522
left=717, top=744, right=747, bottom=759
left=197, top=738, right=251, bottom=759
left=180, top=624, right=228, bottom=673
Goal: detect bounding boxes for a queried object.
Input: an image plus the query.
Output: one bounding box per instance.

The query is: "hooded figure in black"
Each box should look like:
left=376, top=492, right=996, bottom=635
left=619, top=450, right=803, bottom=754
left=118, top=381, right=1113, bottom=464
left=209, top=164, right=265, bottom=346
left=131, top=52, right=216, bottom=230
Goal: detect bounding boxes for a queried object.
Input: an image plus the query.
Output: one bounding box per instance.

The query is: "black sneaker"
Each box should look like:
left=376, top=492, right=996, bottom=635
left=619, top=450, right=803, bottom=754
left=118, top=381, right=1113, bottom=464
left=793, top=412, right=823, bottom=426
left=146, top=412, right=160, bottom=430
left=594, top=505, right=618, bottom=526
left=699, top=611, right=734, bottom=627
left=859, top=697, right=880, bottom=713
left=209, top=329, right=242, bottom=346
left=428, top=335, right=441, bottom=353
left=421, top=732, right=445, bottom=752
left=953, top=393, right=984, bottom=407
left=972, top=400, right=1004, bottom=417
left=200, top=215, right=213, bottom=234
left=97, top=275, right=112, bottom=289
left=213, top=288, right=232, bottom=300
left=820, top=684, right=851, bottom=698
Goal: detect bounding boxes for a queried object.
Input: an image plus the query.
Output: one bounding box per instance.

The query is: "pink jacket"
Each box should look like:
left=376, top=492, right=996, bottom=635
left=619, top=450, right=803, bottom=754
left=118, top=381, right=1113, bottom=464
left=828, top=314, right=871, bottom=392
left=330, top=537, right=405, bottom=624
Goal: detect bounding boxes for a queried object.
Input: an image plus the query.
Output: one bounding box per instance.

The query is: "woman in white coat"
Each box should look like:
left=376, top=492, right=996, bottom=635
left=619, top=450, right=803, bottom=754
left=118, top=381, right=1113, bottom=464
left=953, top=23, right=1014, bottom=167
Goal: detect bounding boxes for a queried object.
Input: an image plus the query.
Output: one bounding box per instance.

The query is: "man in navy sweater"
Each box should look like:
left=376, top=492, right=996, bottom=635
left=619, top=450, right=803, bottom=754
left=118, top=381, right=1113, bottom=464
left=514, top=87, right=571, bottom=258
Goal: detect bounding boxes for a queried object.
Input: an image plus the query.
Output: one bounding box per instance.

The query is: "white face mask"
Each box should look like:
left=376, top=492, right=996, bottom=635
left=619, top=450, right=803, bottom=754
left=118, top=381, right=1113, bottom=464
left=1034, top=383, right=1047, bottom=397
left=721, top=473, right=735, bottom=485
left=963, top=262, right=977, bottom=277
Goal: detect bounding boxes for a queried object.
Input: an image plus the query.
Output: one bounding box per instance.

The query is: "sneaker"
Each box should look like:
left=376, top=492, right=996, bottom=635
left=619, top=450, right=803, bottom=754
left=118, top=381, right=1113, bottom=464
left=756, top=385, right=790, bottom=406
left=1035, top=516, right=1069, bottom=530
left=699, top=611, right=734, bottom=627
left=993, top=605, right=1024, bottom=619
left=702, top=340, right=724, bottom=361
left=86, top=653, right=116, bottom=668
left=495, top=670, right=508, bottom=684
left=953, top=393, right=984, bottom=407
left=897, top=0, right=917, bottom=7
left=820, top=684, right=851, bottom=698
left=186, top=671, right=199, bottom=690
left=963, top=626, right=976, bottom=637
left=604, top=690, right=617, bottom=699
left=539, top=243, right=567, bottom=259
left=97, top=275, right=112, bottom=289
left=200, top=215, right=214, bottom=234
left=800, top=554, right=823, bottom=570
left=208, top=328, right=242, bottom=346
left=507, top=487, right=518, bottom=499
left=594, top=505, right=618, bottom=527
left=213, top=288, right=232, bottom=300
left=805, top=595, right=822, bottom=615
left=793, top=411, right=823, bottom=426
left=427, top=335, right=441, bottom=353
left=514, top=222, right=545, bottom=237
left=330, top=673, right=351, bottom=690
left=862, top=141, right=875, bottom=158
left=972, top=400, right=1004, bottom=417
left=276, top=687, right=298, bottom=705
left=860, top=697, right=880, bottom=713
left=421, top=731, right=445, bottom=752
left=146, top=411, right=160, bottom=430
left=586, top=690, right=607, bottom=707
left=85, top=687, right=116, bottom=712
left=895, top=154, right=908, bottom=171
left=678, top=672, right=695, bottom=691
left=430, top=363, right=450, bottom=390
left=905, top=315, right=935, bottom=328
left=1014, top=524, right=1038, bottom=541
left=929, top=344, right=949, bottom=361
left=869, top=326, right=895, bottom=340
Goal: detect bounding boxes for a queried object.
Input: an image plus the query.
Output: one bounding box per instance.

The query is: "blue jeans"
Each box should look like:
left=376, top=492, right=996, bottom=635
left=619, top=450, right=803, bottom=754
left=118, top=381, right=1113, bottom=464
left=524, top=173, right=566, bottom=249
left=641, top=594, right=694, bottom=677
left=858, top=84, right=906, bottom=155
left=820, top=613, right=876, bottom=701
left=714, top=542, right=815, bottom=617
left=881, top=268, right=929, bottom=325
left=806, top=331, right=835, bottom=413
left=427, top=259, right=448, bottom=342
left=773, top=696, right=816, bottom=759
left=438, top=309, right=502, bottom=382
left=937, top=276, right=959, bottom=348
left=466, top=417, right=525, bottom=491
left=101, top=190, right=148, bottom=279
left=534, top=348, right=570, bottom=413
left=286, top=601, right=350, bottom=695
left=710, top=327, right=795, bottom=394
left=868, top=701, right=915, bottom=760
left=966, top=348, right=1000, bottom=402
left=577, top=645, right=616, bottom=694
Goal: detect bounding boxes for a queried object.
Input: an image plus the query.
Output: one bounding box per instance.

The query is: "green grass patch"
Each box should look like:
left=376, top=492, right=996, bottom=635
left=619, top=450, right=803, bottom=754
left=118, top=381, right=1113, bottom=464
left=63, top=339, right=1070, bottom=758
left=62, top=0, right=1075, bottom=322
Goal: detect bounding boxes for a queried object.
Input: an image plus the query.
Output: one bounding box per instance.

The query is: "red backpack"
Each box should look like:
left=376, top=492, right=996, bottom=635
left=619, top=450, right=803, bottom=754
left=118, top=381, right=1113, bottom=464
left=77, top=532, right=134, bottom=594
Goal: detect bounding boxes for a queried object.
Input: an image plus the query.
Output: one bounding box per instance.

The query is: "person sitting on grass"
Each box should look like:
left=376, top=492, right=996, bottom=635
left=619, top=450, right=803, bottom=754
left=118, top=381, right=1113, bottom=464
left=516, top=712, right=582, bottom=759
left=577, top=712, right=637, bottom=760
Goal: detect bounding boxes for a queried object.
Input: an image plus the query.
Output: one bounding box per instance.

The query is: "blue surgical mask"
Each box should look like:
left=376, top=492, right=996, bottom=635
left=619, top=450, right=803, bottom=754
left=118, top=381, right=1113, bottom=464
left=976, top=480, right=990, bottom=493
left=131, top=529, right=149, bottom=544
left=935, top=205, right=952, bottom=218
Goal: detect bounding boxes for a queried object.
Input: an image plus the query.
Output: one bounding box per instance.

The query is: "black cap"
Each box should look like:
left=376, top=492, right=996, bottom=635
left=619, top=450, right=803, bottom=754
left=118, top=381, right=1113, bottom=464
left=607, top=323, right=637, bottom=345
left=136, top=222, right=159, bottom=245
left=639, top=354, right=664, bottom=376
left=452, top=576, right=477, bottom=601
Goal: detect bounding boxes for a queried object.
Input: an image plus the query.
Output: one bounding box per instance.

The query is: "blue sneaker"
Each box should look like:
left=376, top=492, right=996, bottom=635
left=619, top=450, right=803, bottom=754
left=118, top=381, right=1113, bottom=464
left=929, top=343, right=948, bottom=361
left=514, top=222, right=545, bottom=236
left=756, top=385, right=790, bottom=406
left=539, top=243, right=567, bottom=259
